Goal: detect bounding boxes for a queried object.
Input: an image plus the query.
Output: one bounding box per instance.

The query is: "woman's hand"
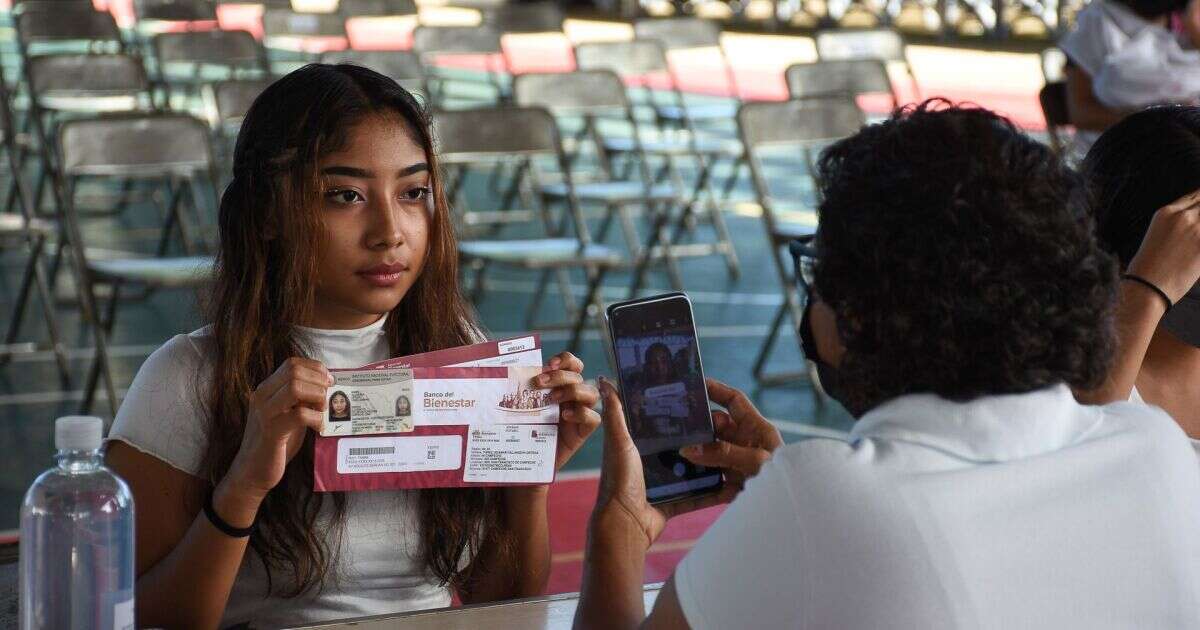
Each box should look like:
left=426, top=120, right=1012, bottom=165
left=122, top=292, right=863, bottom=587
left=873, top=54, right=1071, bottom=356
left=591, top=378, right=728, bottom=550
left=218, top=358, right=332, bottom=521
left=680, top=379, right=783, bottom=494
left=1127, top=190, right=1200, bottom=304
left=536, top=351, right=601, bottom=471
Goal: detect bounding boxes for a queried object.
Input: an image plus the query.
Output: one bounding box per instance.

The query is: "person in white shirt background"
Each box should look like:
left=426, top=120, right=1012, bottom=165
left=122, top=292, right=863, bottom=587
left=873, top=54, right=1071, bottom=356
left=1077, top=106, right=1200, bottom=448
left=103, top=64, right=603, bottom=628
left=573, top=101, right=1200, bottom=629
left=1060, top=0, right=1200, bottom=158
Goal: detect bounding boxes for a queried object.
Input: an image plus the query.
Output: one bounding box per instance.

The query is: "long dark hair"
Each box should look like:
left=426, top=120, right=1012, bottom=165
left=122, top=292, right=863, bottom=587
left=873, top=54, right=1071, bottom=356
left=201, top=63, right=508, bottom=597
left=1084, top=106, right=1200, bottom=267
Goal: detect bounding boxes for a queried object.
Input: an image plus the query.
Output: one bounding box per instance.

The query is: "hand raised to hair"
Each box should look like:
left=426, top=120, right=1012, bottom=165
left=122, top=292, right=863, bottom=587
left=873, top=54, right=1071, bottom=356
left=1127, top=190, right=1200, bottom=304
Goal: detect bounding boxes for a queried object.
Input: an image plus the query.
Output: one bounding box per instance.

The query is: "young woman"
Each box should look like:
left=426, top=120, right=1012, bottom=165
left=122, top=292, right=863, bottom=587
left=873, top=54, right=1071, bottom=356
left=329, top=390, right=351, bottom=422
left=1077, top=106, right=1200, bottom=441
left=104, top=64, right=601, bottom=628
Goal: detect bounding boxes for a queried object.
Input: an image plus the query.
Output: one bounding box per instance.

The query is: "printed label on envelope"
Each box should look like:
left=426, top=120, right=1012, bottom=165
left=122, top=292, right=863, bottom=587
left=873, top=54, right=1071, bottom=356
left=323, top=369, right=414, bottom=436
left=336, top=435, right=462, bottom=474
left=463, top=424, right=557, bottom=484
left=415, top=366, right=558, bottom=426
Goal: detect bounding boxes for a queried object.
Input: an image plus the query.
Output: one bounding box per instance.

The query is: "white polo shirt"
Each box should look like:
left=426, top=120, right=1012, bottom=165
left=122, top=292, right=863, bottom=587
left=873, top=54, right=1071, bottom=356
left=674, top=385, right=1200, bottom=629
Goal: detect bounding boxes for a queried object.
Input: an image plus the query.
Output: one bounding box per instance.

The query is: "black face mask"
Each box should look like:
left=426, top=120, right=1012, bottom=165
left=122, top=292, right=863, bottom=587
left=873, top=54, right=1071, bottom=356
left=798, top=300, right=850, bottom=411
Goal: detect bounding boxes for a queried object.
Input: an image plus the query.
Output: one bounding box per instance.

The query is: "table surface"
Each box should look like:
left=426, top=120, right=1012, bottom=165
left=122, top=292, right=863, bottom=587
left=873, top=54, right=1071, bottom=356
left=287, top=584, right=663, bottom=630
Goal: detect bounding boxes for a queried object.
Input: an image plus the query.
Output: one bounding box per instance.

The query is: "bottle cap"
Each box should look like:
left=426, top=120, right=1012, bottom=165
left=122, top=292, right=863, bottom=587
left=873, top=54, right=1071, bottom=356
left=55, top=416, right=103, bottom=451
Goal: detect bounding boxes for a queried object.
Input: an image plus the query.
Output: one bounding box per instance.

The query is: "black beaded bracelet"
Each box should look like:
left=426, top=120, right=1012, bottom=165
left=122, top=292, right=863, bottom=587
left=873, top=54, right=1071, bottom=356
left=1122, top=273, right=1174, bottom=312
left=204, top=490, right=256, bottom=538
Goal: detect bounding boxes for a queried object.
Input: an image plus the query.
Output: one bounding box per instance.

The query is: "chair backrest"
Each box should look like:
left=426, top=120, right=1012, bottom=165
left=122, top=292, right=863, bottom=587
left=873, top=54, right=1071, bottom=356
left=59, top=113, right=214, bottom=177
left=206, top=78, right=272, bottom=127
left=482, top=1, right=565, bottom=34
left=574, top=40, right=669, bottom=77
left=262, top=9, right=347, bottom=37
left=412, top=25, right=503, bottom=56
left=27, top=54, right=149, bottom=98
left=815, top=28, right=906, bottom=63
left=785, top=59, right=894, bottom=102
left=11, top=0, right=93, bottom=12
left=738, top=98, right=864, bottom=150
left=513, top=70, right=628, bottom=115
left=134, top=0, right=218, bottom=22
left=1041, top=47, right=1067, bottom=84
left=433, top=106, right=559, bottom=162
left=154, top=30, right=264, bottom=70
left=633, top=17, right=722, bottom=50
left=338, top=0, right=417, bottom=16
left=15, top=7, right=124, bottom=49
left=321, top=49, right=423, bottom=84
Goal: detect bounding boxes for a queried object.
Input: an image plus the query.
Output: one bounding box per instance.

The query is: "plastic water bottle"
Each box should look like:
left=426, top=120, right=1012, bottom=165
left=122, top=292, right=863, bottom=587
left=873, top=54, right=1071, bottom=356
left=20, top=416, right=135, bottom=630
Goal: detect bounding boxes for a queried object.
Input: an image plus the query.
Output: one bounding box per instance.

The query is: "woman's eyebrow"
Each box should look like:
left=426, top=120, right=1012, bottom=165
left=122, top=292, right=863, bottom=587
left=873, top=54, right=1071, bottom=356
left=321, top=163, right=429, bottom=178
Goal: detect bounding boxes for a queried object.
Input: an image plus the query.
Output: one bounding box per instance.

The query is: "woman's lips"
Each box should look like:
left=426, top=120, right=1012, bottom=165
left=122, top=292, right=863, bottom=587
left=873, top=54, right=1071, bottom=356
left=357, top=262, right=407, bottom=287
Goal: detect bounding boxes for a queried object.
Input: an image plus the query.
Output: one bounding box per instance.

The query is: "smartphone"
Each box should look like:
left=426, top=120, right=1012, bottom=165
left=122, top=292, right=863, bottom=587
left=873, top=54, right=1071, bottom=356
left=605, top=292, right=723, bottom=504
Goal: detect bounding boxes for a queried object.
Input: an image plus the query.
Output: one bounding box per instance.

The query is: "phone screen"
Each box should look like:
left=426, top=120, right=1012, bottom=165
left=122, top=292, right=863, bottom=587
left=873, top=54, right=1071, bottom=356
left=608, top=294, right=722, bottom=503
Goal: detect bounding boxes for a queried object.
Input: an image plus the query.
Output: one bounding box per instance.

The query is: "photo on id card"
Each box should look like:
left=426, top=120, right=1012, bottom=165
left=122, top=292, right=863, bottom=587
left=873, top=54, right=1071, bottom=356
left=323, top=368, right=415, bottom=437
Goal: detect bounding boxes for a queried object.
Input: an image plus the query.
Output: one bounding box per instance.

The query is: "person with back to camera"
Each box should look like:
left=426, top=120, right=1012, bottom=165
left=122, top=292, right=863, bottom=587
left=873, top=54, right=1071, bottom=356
left=1076, top=105, right=1200, bottom=450
left=101, top=64, right=602, bottom=628
left=572, top=101, right=1200, bottom=629
left=1059, top=0, right=1200, bottom=158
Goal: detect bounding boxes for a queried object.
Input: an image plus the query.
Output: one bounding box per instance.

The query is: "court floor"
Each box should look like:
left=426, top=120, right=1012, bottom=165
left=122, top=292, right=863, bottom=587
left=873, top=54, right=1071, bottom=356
left=0, top=18, right=1051, bottom=595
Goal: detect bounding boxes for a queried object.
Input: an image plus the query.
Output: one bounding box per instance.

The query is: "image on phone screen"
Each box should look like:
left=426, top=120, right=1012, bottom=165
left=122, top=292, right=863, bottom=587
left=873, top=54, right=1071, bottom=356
left=608, top=294, right=722, bottom=503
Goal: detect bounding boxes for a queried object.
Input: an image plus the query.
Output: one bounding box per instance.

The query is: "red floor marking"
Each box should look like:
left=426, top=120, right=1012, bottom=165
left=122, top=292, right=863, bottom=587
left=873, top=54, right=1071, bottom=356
left=546, top=474, right=726, bottom=594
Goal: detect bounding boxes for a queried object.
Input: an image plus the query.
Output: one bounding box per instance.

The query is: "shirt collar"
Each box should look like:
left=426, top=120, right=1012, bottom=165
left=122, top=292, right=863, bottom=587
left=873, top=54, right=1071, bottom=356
left=849, top=384, right=1103, bottom=463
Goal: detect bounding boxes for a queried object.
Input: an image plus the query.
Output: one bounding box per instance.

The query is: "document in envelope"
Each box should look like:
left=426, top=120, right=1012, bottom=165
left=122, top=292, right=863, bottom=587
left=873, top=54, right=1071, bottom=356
left=313, top=335, right=558, bottom=492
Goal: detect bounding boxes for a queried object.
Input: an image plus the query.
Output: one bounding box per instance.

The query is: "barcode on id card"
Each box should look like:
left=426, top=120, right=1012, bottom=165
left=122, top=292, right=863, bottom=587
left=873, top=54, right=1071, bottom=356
left=349, top=447, right=395, bottom=456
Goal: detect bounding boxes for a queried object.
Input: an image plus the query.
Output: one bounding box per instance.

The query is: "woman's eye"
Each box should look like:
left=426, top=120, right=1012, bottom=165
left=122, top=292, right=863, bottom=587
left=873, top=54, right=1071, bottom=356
left=403, top=186, right=431, bottom=202
left=325, top=189, right=363, bottom=205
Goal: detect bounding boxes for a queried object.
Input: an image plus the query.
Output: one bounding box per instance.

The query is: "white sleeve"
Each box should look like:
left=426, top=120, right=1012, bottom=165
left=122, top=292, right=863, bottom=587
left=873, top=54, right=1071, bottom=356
left=1092, top=28, right=1200, bottom=108
left=105, top=333, right=214, bottom=478
left=672, top=457, right=805, bottom=630
left=1059, top=4, right=1117, bottom=77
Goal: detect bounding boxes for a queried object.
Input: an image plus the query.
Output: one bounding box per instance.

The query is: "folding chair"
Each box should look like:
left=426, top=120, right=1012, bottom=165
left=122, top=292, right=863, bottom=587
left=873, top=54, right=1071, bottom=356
left=261, top=8, right=349, bottom=71
left=632, top=17, right=740, bottom=124
left=481, top=1, right=565, bottom=34
left=575, top=41, right=743, bottom=279
left=152, top=30, right=270, bottom=110
left=814, top=27, right=919, bottom=100
left=412, top=25, right=508, bottom=105
left=785, top=59, right=898, bottom=109
left=132, top=0, right=220, bottom=48
left=0, top=67, right=70, bottom=386
left=321, top=49, right=425, bottom=96
left=737, top=98, right=863, bottom=386
left=514, top=69, right=700, bottom=294
left=434, top=106, right=623, bottom=352
left=13, top=4, right=127, bottom=58
left=55, top=113, right=218, bottom=417
left=337, top=0, right=418, bottom=15
left=22, top=54, right=154, bottom=218
left=203, top=78, right=272, bottom=183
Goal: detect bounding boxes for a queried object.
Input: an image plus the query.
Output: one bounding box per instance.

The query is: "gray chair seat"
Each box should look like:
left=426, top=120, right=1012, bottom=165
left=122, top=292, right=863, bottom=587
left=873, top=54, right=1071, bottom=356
left=0, top=213, right=54, bottom=236
left=88, top=255, right=214, bottom=287
left=655, top=102, right=738, bottom=122
left=541, top=181, right=678, bottom=202
left=772, top=223, right=817, bottom=241
left=460, top=238, right=623, bottom=268
left=602, top=134, right=742, bottom=157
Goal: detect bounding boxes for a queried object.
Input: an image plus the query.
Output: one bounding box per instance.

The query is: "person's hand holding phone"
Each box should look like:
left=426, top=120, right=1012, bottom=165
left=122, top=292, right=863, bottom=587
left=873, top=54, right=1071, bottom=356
left=680, top=379, right=783, bottom=493
left=591, top=377, right=732, bottom=549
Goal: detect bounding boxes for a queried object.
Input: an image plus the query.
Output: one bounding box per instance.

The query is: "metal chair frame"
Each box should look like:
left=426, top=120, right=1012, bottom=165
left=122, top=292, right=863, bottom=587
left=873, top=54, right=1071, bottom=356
left=435, top=106, right=623, bottom=351
left=54, top=112, right=219, bottom=416
left=736, top=97, right=864, bottom=387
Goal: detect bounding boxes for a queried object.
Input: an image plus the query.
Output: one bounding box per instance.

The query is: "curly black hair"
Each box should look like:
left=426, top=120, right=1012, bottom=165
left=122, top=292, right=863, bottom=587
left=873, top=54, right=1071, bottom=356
left=813, top=100, right=1118, bottom=415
